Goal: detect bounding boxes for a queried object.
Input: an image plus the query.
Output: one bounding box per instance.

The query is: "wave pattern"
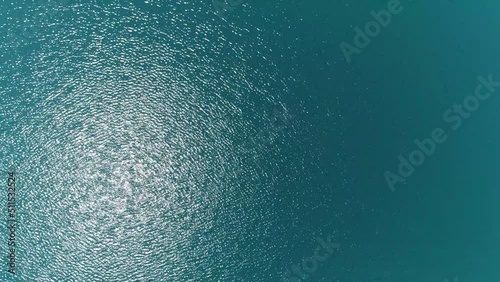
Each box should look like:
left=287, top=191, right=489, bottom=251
left=0, top=1, right=343, bottom=281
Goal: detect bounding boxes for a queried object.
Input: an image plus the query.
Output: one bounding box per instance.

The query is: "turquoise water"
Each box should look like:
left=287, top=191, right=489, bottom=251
left=0, top=0, right=500, bottom=281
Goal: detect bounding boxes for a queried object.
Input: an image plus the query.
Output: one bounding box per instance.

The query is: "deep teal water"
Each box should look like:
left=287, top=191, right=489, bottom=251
left=0, top=0, right=500, bottom=281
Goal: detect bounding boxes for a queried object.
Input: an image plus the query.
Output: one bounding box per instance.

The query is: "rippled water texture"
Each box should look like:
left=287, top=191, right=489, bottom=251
left=0, top=1, right=343, bottom=281
left=5, top=0, right=500, bottom=281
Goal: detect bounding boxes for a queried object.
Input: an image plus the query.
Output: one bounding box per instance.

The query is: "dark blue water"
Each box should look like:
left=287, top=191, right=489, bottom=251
left=0, top=0, right=499, bottom=281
